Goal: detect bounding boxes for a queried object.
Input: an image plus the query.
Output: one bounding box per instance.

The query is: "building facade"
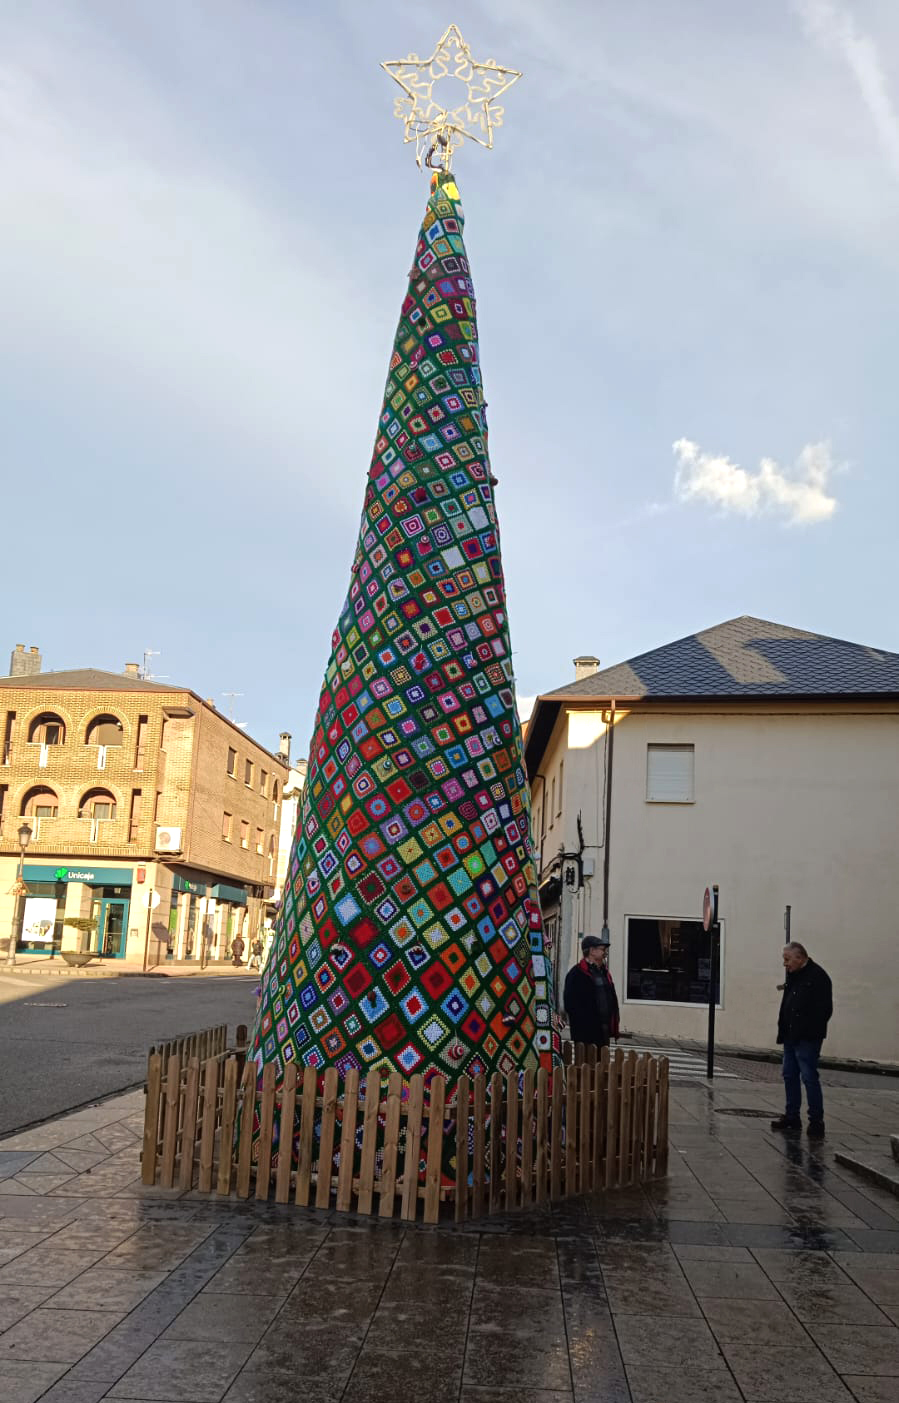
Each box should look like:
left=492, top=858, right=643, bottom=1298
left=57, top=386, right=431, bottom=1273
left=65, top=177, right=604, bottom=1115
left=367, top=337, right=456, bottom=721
left=525, top=617, right=899, bottom=1066
left=272, top=745, right=307, bottom=907
left=0, top=662, right=290, bottom=965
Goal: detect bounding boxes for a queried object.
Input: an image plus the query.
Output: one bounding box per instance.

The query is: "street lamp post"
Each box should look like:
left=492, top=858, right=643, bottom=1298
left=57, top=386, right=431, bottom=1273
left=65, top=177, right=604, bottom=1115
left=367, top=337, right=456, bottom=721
left=6, top=822, right=33, bottom=968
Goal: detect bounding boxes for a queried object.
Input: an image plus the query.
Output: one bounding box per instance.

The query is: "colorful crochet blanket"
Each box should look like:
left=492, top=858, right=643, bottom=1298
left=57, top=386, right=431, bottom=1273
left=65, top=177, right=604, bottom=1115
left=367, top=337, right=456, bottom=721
left=249, top=171, right=554, bottom=1097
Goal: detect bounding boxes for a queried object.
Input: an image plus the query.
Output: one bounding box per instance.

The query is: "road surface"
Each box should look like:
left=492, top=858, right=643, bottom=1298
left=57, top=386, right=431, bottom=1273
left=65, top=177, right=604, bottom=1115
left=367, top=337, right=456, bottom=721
left=0, top=971, right=258, bottom=1136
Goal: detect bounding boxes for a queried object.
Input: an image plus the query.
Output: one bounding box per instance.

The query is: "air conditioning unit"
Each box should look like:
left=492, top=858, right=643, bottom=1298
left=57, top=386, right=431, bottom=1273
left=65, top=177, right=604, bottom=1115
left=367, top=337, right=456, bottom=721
left=155, top=826, right=183, bottom=854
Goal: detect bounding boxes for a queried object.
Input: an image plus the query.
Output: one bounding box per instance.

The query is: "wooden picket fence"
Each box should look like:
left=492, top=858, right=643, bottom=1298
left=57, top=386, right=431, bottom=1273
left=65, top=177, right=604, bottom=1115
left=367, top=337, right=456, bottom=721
left=149, top=1024, right=234, bottom=1076
left=141, top=1032, right=669, bottom=1223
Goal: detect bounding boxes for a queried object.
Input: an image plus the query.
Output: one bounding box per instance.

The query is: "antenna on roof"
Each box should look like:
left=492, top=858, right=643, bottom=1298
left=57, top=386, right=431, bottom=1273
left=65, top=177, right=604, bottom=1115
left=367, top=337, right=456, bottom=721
left=140, top=649, right=168, bottom=681
left=222, top=692, right=247, bottom=729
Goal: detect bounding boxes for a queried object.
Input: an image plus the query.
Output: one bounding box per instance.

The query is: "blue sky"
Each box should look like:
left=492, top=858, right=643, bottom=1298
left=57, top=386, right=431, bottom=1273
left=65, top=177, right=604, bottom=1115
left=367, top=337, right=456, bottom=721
left=2, top=0, right=897, bottom=747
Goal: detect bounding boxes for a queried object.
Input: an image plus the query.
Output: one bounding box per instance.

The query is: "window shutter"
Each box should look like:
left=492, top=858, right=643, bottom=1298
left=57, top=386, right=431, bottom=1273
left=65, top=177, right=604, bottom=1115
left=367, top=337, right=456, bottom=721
left=646, top=745, right=694, bottom=802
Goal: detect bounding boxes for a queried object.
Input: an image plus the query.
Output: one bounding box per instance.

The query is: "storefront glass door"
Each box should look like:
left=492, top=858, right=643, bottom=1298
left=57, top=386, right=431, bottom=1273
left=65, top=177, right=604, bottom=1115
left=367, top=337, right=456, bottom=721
left=90, top=897, right=129, bottom=958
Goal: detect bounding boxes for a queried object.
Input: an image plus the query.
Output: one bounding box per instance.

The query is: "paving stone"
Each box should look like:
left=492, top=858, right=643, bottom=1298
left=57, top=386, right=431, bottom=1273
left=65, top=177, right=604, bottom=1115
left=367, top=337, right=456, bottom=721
left=200, top=1253, right=308, bottom=1296
left=18, top=1154, right=77, bottom=1176
left=103, top=1224, right=214, bottom=1272
left=0, top=1359, right=69, bottom=1403
left=221, top=1336, right=358, bottom=1402
left=847, top=1234, right=897, bottom=1257
left=65, top=1317, right=161, bottom=1383
left=465, top=1281, right=570, bottom=1392
left=613, top=1314, right=724, bottom=1369
left=345, top=1347, right=462, bottom=1403
left=808, top=1322, right=899, bottom=1376
left=0, top=1246, right=100, bottom=1287
left=604, top=1276, right=703, bottom=1316
left=163, top=1291, right=285, bottom=1343
left=702, top=1295, right=808, bottom=1343
left=0, top=1154, right=41, bottom=1181
left=561, top=1299, right=629, bottom=1402
left=0, top=1283, right=58, bottom=1330
left=380, top=1262, right=475, bottom=1306
left=459, top=1392, right=574, bottom=1403
left=107, top=1337, right=254, bottom=1400
left=831, top=1253, right=899, bottom=1304
left=776, top=1280, right=893, bottom=1325
left=52, top=1148, right=112, bottom=1173
left=49, top=1220, right=141, bottom=1252
left=672, top=1243, right=754, bottom=1262
left=678, top=1256, right=781, bottom=1299
left=842, top=1377, right=899, bottom=1401
left=278, top=1274, right=383, bottom=1325
left=664, top=1220, right=731, bottom=1246
left=0, top=1226, right=59, bottom=1247
left=0, top=1305, right=122, bottom=1362
left=48, top=1266, right=169, bottom=1313
left=37, top=1379, right=115, bottom=1403
left=717, top=1338, right=855, bottom=1400
left=751, top=1248, right=854, bottom=1284
left=300, top=1233, right=402, bottom=1283
left=16, top=1172, right=79, bottom=1194
left=394, top=1233, right=478, bottom=1267
left=625, top=1362, right=743, bottom=1402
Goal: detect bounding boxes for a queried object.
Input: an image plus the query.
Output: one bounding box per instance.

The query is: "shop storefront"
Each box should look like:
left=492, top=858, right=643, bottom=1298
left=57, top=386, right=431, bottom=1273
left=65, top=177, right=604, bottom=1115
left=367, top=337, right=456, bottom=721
left=21, top=864, right=134, bottom=958
left=168, top=872, right=249, bottom=961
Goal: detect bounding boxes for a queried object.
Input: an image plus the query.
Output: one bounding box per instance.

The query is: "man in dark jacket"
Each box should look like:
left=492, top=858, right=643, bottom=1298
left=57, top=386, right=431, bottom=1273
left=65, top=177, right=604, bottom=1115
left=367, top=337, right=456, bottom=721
left=771, top=941, right=833, bottom=1139
left=563, top=935, right=620, bottom=1050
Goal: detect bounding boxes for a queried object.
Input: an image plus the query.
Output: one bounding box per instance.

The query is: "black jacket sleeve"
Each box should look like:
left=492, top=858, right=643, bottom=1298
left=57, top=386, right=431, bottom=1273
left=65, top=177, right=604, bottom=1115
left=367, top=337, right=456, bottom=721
left=813, top=964, right=833, bottom=1032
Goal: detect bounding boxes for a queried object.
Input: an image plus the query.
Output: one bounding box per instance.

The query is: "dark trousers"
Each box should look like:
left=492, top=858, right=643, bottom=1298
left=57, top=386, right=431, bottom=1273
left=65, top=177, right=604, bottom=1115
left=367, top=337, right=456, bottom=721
left=782, top=1039, right=824, bottom=1122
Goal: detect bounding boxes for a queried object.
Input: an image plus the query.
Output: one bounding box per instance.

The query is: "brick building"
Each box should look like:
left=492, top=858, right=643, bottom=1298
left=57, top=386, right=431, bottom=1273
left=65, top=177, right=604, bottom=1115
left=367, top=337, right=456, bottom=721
left=0, top=649, right=290, bottom=965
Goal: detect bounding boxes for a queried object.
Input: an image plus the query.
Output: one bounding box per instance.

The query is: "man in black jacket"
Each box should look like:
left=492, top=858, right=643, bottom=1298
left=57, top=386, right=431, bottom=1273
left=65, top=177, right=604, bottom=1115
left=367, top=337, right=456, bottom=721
left=563, top=935, right=620, bottom=1050
left=771, top=941, right=833, bottom=1139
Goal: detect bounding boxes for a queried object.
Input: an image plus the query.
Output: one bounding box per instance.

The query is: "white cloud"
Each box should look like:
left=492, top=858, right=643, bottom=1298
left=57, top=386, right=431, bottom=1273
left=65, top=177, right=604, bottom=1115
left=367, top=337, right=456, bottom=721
left=795, top=0, right=899, bottom=180
left=672, top=438, right=839, bottom=526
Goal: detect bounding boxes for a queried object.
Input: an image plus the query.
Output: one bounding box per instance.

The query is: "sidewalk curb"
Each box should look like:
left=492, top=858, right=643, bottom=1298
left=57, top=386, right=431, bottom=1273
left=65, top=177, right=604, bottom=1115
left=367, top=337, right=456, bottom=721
left=672, top=1037, right=899, bottom=1079
left=6, top=964, right=256, bottom=980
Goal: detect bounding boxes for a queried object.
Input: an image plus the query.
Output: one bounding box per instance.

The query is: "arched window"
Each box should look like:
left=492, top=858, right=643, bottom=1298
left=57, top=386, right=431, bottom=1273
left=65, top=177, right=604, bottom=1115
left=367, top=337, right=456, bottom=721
left=78, top=788, right=117, bottom=820
left=20, top=786, right=59, bottom=819
left=85, top=714, right=124, bottom=746
left=267, top=834, right=275, bottom=877
left=273, top=779, right=280, bottom=820
left=28, top=713, right=66, bottom=745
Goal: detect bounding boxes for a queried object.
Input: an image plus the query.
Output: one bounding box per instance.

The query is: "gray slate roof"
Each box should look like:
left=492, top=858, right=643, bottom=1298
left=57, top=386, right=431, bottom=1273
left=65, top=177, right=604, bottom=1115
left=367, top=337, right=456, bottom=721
left=545, top=616, right=899, bottom=700
left=0, top=668, right=184, bottom=692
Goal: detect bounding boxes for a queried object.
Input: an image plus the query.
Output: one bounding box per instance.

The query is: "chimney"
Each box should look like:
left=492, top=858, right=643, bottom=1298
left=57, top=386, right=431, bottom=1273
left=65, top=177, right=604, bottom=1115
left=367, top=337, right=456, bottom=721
left=278, top=731, right=292, bottom=761
left=123, top=662, right=141, bottom=677
left=573, top=655, right=600, bottom=682
left=9, top=644, right=42, bottom=677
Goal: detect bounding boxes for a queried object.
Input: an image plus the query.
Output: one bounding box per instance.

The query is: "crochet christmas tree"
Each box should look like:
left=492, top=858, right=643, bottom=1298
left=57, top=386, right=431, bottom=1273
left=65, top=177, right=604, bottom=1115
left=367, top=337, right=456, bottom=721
left=249, top=170, right=553, bottom=1094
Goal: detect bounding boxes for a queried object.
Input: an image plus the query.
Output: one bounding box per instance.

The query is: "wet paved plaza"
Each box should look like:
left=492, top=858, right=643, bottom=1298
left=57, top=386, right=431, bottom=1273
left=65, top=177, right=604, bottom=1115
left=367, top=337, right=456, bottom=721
left=0, top=1065, right=897, bottom=1402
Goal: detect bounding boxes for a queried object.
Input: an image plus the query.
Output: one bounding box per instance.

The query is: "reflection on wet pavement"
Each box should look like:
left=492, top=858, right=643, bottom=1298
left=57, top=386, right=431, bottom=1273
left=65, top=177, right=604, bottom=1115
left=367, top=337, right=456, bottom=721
left=0, top=1071, right=897, bottom=1400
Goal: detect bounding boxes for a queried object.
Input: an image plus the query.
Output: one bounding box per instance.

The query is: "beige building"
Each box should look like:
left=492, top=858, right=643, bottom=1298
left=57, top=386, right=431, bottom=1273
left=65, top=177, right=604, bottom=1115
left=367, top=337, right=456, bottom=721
left=272, top=745, right=307, bottom=907
left=525, top=617, right=899, bottom=1066
left=0, top=647, right=290, bottom=965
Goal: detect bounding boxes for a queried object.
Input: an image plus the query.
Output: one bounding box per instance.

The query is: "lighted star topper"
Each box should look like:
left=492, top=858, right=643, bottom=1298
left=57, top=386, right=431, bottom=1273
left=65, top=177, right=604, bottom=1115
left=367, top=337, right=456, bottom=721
left=382, top=24, right=521, bottom=171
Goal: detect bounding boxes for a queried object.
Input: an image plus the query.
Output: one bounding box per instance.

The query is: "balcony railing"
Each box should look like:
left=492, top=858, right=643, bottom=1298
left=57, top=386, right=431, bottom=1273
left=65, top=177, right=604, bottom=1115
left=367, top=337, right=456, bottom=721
left=2, top=815, right=132, bottom=849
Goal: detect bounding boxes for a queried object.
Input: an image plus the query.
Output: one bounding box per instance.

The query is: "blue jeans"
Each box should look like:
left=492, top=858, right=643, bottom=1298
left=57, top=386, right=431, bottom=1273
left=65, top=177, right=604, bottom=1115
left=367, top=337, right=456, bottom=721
left=782, top=1039, right=824, bottom=1122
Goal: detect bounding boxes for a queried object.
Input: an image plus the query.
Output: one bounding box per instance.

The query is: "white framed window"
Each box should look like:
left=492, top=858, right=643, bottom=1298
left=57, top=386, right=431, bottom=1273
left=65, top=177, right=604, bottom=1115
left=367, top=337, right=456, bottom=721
left=624, top=914, right=722, bottom=1008
left=646, top=743, right=694, bottom=803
